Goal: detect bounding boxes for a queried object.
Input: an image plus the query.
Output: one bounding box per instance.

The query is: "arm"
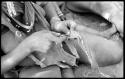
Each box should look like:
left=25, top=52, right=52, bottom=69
left=43, top=2, right=59, bottom=23
left=1, top=40, right=31, bottom=74
left=40, top=2, right=78, bottom=34
left=43, top=2, right=70, bottom=34
left=1, top=30, right=67, bottom=74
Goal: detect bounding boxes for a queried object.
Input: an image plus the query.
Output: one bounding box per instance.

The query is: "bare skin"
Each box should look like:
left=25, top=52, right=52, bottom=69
left=1, top=23, right=123, bottom=75
left=1, top=30, right=36, bottom=67
left=1, top=1, right=123, bottom=77
left=1, top=30, right=75, bottom=78
left=84, top=32, right=122, bottom=66
left=1, top=2, right=77, bottom=77
left=74, top=24, right=123, bottom=67
left=64, top=2, right=123, bottom=66
left=66, top=2, right=123, bottom=37
left=1, top=30, right=66, bottom=74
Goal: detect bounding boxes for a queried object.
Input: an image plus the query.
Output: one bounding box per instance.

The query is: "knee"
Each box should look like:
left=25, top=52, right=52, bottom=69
left=107, top=40, right=123, bottom=65
left=87, top=35, right=123, bottom=66
left=97, top=41, right=123, bottom=67
left=111, top=45, right=123, bottom=64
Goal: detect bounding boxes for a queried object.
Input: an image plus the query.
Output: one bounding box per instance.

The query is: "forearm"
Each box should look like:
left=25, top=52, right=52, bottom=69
left=1, top=40, right=31, bottom=74
left=43, top=2, right=59, bottom=22
left=43, top=2, right=67, bottom=32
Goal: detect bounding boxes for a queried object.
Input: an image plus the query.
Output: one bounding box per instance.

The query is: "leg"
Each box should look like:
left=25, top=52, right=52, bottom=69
left=80, top=32, right=123, bottom=67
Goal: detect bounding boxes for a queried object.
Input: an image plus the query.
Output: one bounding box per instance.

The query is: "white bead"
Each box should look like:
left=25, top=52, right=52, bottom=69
left=15, top=31, right=22, bottom=37
left=27, top=29, right=30, bottom=32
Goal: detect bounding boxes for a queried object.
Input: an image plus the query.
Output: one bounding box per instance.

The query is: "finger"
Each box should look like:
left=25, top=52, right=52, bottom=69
left=57, top=35, right=67, bottom=43
left=51, top=34, right=67, bottom=43
left=61, top=26, right=70, bottom=35
left=55, top=22, right=70, bottom=34
left=51, top=31, right=61, bottom=37
left=65, top=20, right=77, bottom=30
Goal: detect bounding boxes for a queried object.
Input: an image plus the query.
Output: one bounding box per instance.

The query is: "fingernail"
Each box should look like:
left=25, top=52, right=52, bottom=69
left=52, top=32, right=61, bottom=37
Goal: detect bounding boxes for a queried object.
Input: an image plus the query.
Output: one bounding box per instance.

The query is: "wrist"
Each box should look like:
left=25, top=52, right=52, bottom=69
left=20, top=38, right=33, bottom=53
left=1, top=39, right=32, bottom=74
left=19, top=39, right=32, bottom=54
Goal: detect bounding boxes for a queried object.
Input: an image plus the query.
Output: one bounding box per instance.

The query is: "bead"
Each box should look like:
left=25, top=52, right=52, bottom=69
left=27, top=29, right=30, bottom=33
left=62, top=60, right=66, bottom=63
left=16, top=25, right=18, bottom=27
left=15, top=31, right=22, bottom=37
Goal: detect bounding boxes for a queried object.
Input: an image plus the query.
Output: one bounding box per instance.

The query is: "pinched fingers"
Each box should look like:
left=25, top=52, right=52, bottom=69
left=65, top=20, right=77, bottom=30
left=49, top=32, right=67, bottom=43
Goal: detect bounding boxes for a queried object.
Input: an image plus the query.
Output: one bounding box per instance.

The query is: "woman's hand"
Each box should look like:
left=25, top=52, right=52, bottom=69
left=25, top=30, right=66, bottom=53
left=51, top=16, right=77, bottom=34
left=1, top=30, right=66, bottom=74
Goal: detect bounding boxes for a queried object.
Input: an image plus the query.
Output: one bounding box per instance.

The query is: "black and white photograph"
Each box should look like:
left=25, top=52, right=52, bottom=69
left=1, top=1, right=123, bottom=78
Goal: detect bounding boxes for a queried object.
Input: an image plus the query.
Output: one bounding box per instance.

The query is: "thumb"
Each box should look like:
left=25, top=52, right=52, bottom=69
left=57, top=35, right=67, bottom=43
left=60, top=25, right=70, bottom=35
left=54, top=22, right=70, bottom=34
left=51, top=33, right=67, bottom=43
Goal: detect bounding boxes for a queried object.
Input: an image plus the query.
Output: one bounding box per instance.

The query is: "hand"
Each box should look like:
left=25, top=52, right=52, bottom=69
left=51, top=16, right=77, bottom=34
left=25, top=30, right=66, bottom=53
